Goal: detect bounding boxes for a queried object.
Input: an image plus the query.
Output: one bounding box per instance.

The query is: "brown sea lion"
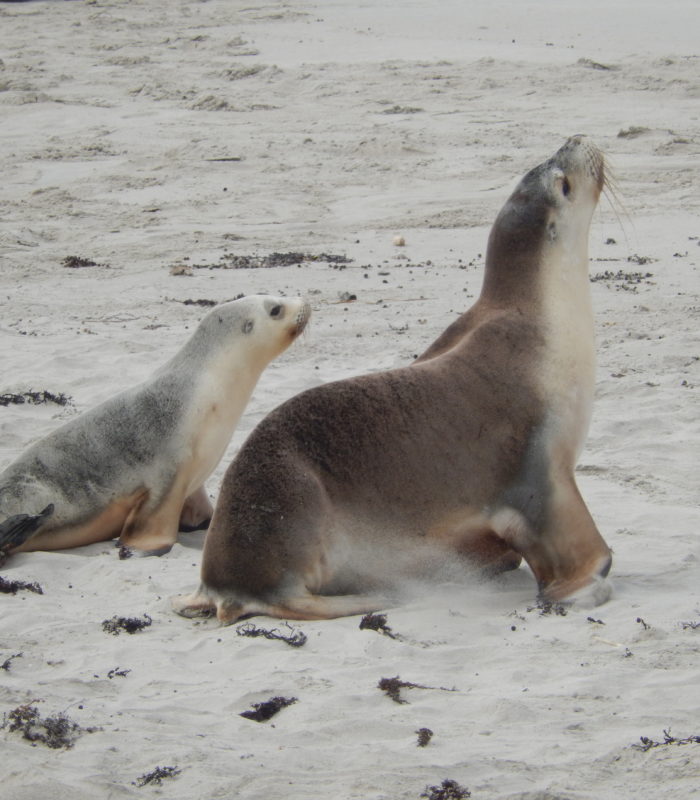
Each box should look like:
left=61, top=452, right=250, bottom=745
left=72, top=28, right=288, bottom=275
left=174, top=135, right=612, bottom=623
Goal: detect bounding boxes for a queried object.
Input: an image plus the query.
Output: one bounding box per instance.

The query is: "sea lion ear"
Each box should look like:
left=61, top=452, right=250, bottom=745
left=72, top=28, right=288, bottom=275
left=242, top=319, right=254, bottom=334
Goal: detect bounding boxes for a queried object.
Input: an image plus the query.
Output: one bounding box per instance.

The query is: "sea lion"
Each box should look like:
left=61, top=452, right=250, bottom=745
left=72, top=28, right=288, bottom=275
left=174, top=135, right=613, bottom=623
left=0, top=295, right=310, bottom=563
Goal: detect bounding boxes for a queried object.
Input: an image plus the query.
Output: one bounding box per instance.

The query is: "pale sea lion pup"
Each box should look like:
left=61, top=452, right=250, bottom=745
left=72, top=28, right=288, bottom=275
left=174, top=136, right=612, bottom=623
left=0, top=295, right=310, bottom=563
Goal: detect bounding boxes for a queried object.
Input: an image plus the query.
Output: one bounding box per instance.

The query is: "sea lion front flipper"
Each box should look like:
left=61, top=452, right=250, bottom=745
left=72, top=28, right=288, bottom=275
left=119, top=488, right=183, bottom=555
left=539, top=479, right=612, bottom=605
left=494, top=479, right=612, bottom=606
left=0, top=504, right=54, bottom=553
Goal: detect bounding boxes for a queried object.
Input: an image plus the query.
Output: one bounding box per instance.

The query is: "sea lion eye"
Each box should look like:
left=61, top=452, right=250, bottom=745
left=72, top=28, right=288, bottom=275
left=242, top=319, right=254, bottom=334
left=562, top=177, right=571, bottom=197
left=269, top=305, right=283, bottom=318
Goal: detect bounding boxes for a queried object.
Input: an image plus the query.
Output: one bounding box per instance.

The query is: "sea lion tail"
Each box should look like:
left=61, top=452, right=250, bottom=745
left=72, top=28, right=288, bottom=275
left=0, top=503, right=54, bottom=553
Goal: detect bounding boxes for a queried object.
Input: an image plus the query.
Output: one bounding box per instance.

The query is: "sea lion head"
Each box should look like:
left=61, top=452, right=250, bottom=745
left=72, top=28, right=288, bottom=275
left=483, top=135, right=605, bottom=300
left=193, top=295, right=311, bottom=364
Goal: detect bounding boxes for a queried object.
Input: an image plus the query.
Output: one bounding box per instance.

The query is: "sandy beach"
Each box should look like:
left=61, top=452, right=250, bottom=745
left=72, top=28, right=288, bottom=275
left=1, top=1, right=698, bottom=798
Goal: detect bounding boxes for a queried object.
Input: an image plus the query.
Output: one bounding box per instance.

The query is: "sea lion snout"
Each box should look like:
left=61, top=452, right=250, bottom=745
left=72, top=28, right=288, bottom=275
left=554, top=135, right=605, bottom=191
left=292, top=301, right=312, bottom=337
left=262, top=296, right=310, bottom=338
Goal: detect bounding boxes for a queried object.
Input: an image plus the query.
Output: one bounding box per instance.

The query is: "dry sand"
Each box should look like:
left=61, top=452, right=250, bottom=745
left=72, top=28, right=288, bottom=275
left=1, top=1, right=698, bottom=798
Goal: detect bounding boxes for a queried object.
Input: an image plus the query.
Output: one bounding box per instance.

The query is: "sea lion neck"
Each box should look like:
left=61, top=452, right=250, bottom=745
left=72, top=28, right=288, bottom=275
left=479, top=218, right=546, bottom=308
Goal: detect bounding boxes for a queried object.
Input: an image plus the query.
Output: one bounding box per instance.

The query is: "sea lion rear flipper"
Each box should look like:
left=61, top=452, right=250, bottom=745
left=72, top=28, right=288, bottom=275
left=211, top=592, right=389, bottom=624
left=171, top=585, right=217, bottom=618
left=0, top=503, right=54, bottom=550
left=265, top=592, right=389, bottom=622
left=172, top=585, right=387, bottom=625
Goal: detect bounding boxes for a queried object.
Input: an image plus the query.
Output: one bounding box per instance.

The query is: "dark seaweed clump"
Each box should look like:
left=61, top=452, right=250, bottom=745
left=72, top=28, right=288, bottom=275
left=181, top=298, right=217, bottom=307
left=529, top=597, right=567, bottom=616
left=420, top=779, right=471, bottom=800
left=378, top=676, right=456, bottom=704
left=3, top=703, right=98, bottom=749
left=378, top=676, right=426, bottom=705
left=0, top=391, right=69, bottom=407
left=633, top=729, right=700, bottom=752
left=416, top=727, right=434, bottom=747
left=102, top=614, right=152, bottom=635
left=107, top=667, right=131, bottom=679
left=183, top=251, right=352, bottom=271
left=235, top=621, right=307, bottom=647
left=62, top=255, right=101, bottom=268
left=220, top=251, right=352, bottom=269
left=359, top=612, right=398, bottom=639
left=0, top=576, right=43, bottom=595
left=240, top=696, right=297, bottom=722
left=589, top=268, right=654, bottom=290
left=133, top=766, right=181, bottom=787
left=1, top=653, right=23, bottom=671
left=117, top=543, right=133, bottom=560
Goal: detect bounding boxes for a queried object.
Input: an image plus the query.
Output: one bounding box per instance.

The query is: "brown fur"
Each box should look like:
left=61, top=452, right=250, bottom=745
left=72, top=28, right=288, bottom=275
left=174, top=136, right=613, bottom=623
